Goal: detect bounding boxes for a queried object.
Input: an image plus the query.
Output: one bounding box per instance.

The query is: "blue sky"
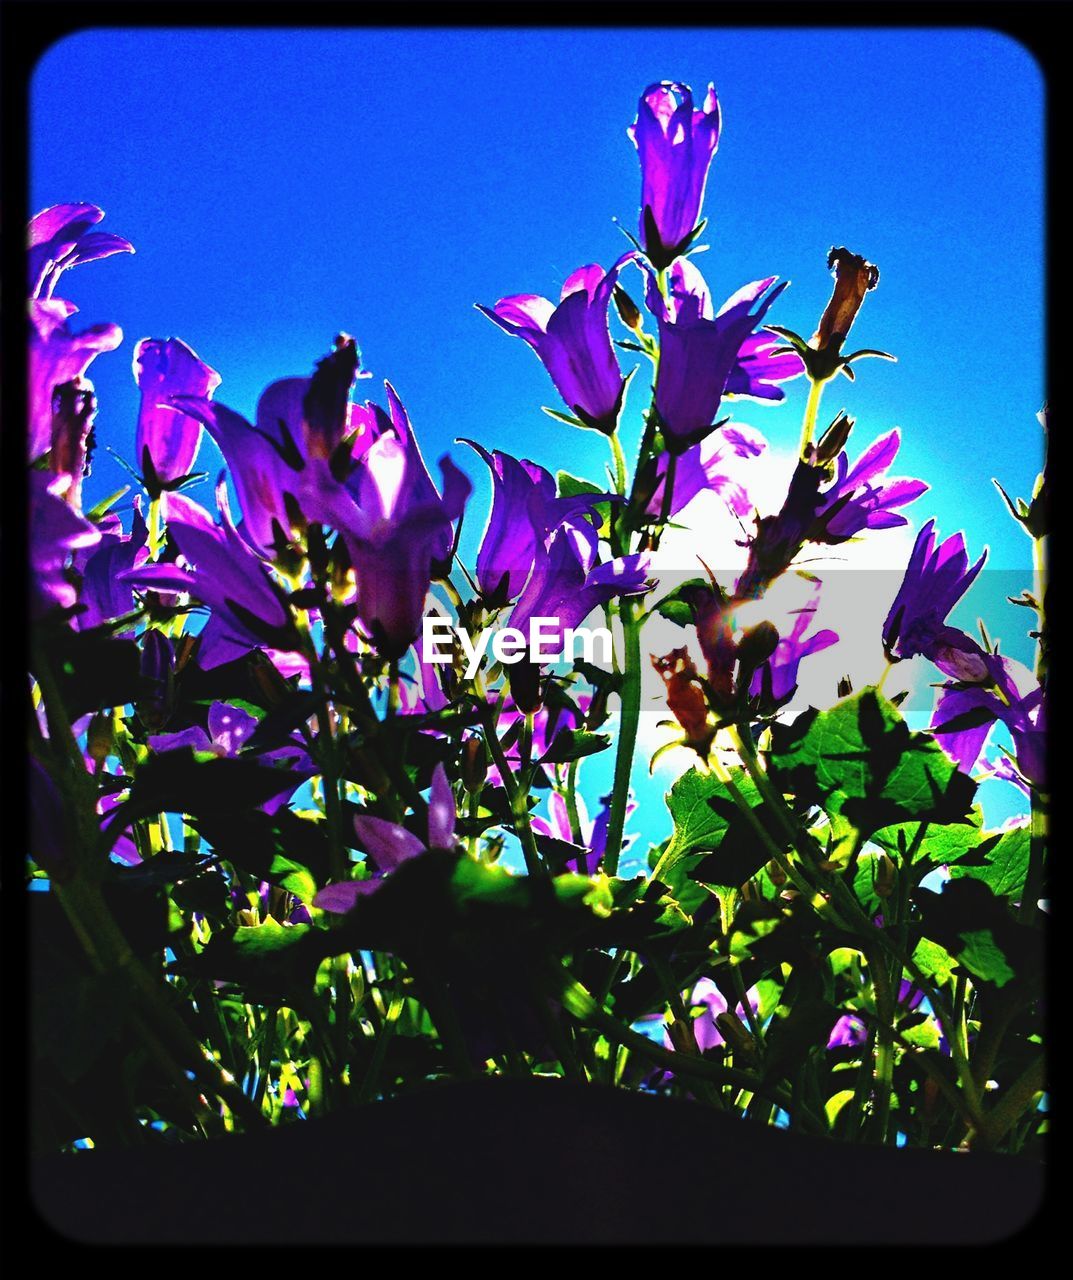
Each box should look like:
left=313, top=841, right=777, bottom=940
left=32, top=27, right=1044, bottom=846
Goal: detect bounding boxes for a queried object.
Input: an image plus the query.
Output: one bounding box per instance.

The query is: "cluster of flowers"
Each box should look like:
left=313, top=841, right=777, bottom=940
left=27, top=80, right=1047, bottom=1149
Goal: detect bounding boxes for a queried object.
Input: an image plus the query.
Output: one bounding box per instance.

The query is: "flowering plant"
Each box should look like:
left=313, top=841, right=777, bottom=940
left=28, top=81, right=1046, bottom=1166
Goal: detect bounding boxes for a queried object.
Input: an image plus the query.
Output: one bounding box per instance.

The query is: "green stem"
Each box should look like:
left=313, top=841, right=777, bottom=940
left=971, top=1054, right=1045, bottom=1151
left=609, top=430, right=629, bottom=498
left=481, top=705, right=544, bottom=877
left=798, top=377, right=825, bottom=457
left=554, top=961, right=823, bottom=1133
left=603, top=596, right=642, bottom=876
left=867, top=945, right=896, bottom=1144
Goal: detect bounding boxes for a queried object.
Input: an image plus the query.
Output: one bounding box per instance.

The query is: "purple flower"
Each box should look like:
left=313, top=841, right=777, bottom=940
left=134, top=337, right=221, bottom=487
left=169, top=386, right=335, bottom=554
left=827, top=1014, right=868, bottom=1050
left=27, top=205, right=132, bottom=461
left=749, top=591, right=839, bottom=706
left=467, top=445, right=555, bottom=602
left=509, top=518, right=649, bottom=655
left=313, top=383, right=472, bottom=657
left=647, top=424, right=766, bottom=520
left=29, top=300, right=123, bottom=461
left=465, top=442, right=614, bottom=603
left=315, top=764, right=457, bottom=913
left=531, top=788, right=635, bottom=875
left=29, top=470, right=101, bottom=617
left=816, top=429, right=929, bottom=541
left=668, top=978, right=760, bottom=1054
left=71, top=501, right=149, bottom=632
left=119, top=486, right=296, bottom=668
left=477, top=256, right=635, bottom=433
left=645, top=259, right=789, bottom=451
left=168, top=338, right=374, bottom=552
left=930, top=640, right=1045, bottom=789
left=883, top=520, right=987, bottom=663
left=28, top=203, right=133, bottom=300
left=725, top=332, right=805, bottom=402
left=149, top=700, right=314, bottom=810
left=628, top=81, right=721, bottom=269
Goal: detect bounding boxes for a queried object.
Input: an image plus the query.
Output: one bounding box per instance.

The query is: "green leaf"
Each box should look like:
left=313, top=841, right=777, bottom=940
left=949, top=821, right=1031, bottom=899
left=113, top=749, right=309, bottom=836
left=543, top=407, right=592, bottom=430
left=872, top=807, right=985, bottom=868
left=267, top=854, right=318, bottom=904
left=957, top=929, right=1016, bottom=987
left=556, top=471, right=613, bottom=536
left=231, top=917, right=312, bottom=958
left=658, top=766, right=784, bottom=894
left=912, top=938, right=957, bottom=986
left=540, top=727, right=611, bottom=765
left=85, top=486, right=131, bottom=521
left=900, top=1016, right=941, bottom=1050
left=659, top=766, right=761, bottom=872
left=556, top=472, right=603, bottom=499
left=652, top=577, right=707, bottom=628
left=769, top=688, right=976, bottom=839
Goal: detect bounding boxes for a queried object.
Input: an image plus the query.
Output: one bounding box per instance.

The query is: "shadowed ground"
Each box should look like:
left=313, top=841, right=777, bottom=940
left=31, top=1076, right=1043, bottom=1245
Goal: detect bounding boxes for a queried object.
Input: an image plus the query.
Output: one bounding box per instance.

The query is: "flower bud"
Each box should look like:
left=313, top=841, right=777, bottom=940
left=715, top=1011, right=758, bottom=1059
left=49, top=376, right=96, bottom=508
left=86, top=710, right=115, bottom=765
left=137, top=629, right=175, bottom=731
left=814, top=411, right=854, bottom=466
left=613, top=284, right=644, bottom=333
left=461, top=734, right=487, bottom=794
left=812, top=247, right=879, bottom=355
left=737, top=620, right=780, bottom=669
left=303, top=334, right=359, bottom=461
left=510, top=657, right=543, bottom=715
left=876, top=853, right=897, bottom=899
left=652, top=648, right=713, bottom=753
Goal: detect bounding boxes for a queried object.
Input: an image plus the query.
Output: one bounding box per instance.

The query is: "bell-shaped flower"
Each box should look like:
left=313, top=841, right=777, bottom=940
left=725, top=332, right=805, bottom=402
left=29, top=299, right=123, bottom=461
left=28, top=203, right=133, bottom=301
left=314, top=764, right=458, bottom=913
left=509, top=517, right=650, bottom=656
left=748, top=590, right=838, bottom=707
left=882, top=520, right=987, bottom=663
left=72, top=500, right=149, bottom=632
left=628, top=81, right=721, bottom=270
left=134, top=337, right=221, bottom=488
left=119, top=486, right=297, bottom=668
left=465, top=442, right=615, bottom=603
left=29, top=469, right=101, bottom=617
left=169, top=337, right=373, bottom=552
left=531, top=789, right=634, bottom=876
left=812, top=247, right=880, bottom=355
left=647, top=423, right=766, bottom=520
left=815, top=429, right=928, bottom=542
left=645, top=259, right=789, bottom=451
left=929, top=640, right=1045, bottom=790
left=311, top=383, right=471, bottom=657
left=671, top=978, right=760, bottom=1054
left=477, top=256, right=635, bottom=433
left=27, top=205, right=132, bottom=461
